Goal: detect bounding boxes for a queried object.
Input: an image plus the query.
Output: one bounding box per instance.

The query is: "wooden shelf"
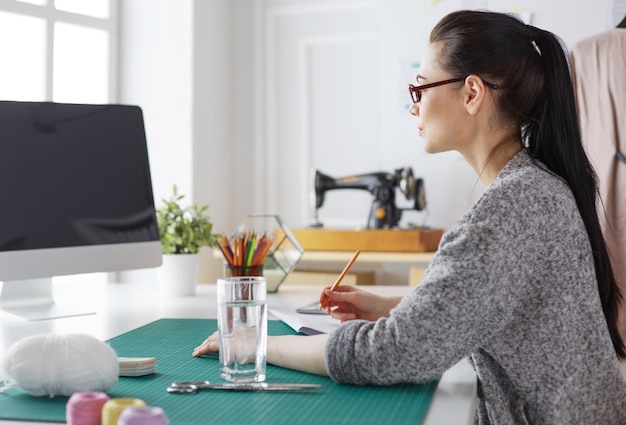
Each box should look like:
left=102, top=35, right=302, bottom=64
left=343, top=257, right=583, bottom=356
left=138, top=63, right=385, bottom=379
left=301, top=250, right=435, bottom=264
left=291, top=228, right=443, bottom=253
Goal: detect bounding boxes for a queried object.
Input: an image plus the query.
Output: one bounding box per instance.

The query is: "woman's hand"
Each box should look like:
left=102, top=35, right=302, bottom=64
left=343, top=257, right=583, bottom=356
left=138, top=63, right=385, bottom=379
left=192, top=330, right=220, bottom=357
left=321, top=286, right=401, bottom=322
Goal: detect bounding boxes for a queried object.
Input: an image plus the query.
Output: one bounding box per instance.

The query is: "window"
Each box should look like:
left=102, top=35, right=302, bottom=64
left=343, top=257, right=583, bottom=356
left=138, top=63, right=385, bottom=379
left=0, top=0, right=117, bottom=103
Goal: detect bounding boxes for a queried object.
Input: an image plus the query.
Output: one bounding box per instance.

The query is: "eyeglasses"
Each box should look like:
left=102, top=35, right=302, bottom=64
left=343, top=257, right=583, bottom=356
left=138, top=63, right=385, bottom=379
left=408, top=76, right=498, bottom=104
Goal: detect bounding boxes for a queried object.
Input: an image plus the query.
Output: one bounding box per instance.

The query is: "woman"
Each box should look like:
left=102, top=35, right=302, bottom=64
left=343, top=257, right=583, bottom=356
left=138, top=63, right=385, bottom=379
left=194, top=10, right=626, bottom=423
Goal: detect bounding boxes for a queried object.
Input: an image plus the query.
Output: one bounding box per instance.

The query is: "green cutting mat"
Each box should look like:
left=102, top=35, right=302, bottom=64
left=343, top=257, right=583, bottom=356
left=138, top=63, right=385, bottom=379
left=0, top=319, right=439, bottom=424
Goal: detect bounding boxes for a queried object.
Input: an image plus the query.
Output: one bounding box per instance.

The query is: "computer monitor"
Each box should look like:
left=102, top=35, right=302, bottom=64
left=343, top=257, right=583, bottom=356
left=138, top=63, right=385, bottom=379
left=0, top=101, right=162, bottom=320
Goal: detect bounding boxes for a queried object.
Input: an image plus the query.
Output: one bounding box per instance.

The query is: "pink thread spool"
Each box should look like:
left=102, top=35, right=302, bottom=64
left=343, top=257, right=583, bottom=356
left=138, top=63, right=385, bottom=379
left=66, top=392, right=110, bottom=425
left=117, top=406, right=169, bottom=425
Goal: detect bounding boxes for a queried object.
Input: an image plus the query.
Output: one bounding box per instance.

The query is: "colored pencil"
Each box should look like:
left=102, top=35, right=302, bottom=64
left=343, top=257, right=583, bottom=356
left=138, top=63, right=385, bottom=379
left=319, top=249, right=361, bottom=309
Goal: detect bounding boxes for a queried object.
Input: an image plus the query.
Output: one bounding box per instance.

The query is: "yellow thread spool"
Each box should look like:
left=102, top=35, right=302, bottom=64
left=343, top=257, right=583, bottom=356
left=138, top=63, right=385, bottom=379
left=101, top=398, right=147, bottom=425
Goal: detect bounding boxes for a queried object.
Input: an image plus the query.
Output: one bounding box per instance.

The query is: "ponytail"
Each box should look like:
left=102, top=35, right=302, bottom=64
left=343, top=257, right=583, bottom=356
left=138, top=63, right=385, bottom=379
left=525, top=27, right=625, bottom=358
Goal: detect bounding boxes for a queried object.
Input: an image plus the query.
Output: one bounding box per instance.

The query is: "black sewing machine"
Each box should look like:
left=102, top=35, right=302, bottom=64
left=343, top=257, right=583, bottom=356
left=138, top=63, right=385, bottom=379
left=311, top=167, right=426, bottom=229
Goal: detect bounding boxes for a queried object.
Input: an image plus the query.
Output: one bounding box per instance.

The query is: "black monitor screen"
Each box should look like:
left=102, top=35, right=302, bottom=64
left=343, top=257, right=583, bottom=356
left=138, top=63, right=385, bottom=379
left=0, top=101, right=160, bottom=252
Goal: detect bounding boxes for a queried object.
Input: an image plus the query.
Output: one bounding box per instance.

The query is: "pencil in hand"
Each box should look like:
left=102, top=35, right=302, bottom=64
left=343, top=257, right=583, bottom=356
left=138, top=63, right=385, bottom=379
left=319, top=249, right=361, bottom=310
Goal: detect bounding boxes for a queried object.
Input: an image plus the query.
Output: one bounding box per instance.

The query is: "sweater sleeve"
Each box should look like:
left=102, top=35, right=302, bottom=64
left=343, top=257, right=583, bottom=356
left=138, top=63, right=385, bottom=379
left=325, top=214, right=529, bottom=385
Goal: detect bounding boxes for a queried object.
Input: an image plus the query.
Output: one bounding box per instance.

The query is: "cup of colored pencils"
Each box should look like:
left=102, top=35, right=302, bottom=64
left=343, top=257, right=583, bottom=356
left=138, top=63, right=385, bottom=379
left=217, top=231, right=273, bottom=277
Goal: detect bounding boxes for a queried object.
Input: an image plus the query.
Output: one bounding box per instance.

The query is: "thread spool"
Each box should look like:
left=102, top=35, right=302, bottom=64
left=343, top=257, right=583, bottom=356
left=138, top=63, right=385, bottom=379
left=101, top=398, right=146, bottom=425
left=117, top=406, right=169, bottom=425
left=66, top=392, right=110, bottom=425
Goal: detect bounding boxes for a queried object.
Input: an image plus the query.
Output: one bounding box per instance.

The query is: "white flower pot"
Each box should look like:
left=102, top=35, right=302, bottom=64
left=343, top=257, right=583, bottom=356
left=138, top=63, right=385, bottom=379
left=159, top=253, right=199, bottom=297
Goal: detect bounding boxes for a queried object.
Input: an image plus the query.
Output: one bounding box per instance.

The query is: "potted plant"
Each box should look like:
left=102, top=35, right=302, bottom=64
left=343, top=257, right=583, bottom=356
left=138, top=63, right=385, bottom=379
left=156, top=185, right=218, bottom=296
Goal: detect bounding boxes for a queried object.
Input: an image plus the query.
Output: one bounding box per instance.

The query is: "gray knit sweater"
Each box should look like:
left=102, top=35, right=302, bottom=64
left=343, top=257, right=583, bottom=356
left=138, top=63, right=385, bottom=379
left=325, top=150, right=626, bottom=424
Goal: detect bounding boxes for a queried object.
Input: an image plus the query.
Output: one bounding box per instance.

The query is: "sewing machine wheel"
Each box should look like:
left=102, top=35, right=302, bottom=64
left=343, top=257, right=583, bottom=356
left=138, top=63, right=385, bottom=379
left=399, top=168, right=426, bottom=211
left=414, top=178, right=426, bottom=210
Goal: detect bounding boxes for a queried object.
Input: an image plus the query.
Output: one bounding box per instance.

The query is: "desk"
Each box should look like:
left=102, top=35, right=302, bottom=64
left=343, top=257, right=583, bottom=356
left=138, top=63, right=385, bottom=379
left=0, top=280, right=475, bottom=425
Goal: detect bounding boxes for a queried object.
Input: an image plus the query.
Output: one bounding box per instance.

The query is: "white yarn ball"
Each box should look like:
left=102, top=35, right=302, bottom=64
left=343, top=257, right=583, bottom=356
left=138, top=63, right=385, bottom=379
left=0, top=333, right=119, bottom=397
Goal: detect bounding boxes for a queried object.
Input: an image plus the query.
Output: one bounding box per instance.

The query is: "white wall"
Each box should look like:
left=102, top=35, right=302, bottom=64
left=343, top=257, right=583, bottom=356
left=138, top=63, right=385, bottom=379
left=191, top=0, right=236, bottom=282
left=118, top=0, right=616, bottom=283
left=119, top=0, right=194, bottom=202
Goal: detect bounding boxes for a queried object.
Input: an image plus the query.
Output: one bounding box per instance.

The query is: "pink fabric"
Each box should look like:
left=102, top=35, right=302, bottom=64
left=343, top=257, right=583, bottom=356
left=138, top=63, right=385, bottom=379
left=570, top=29, right=626, bottom=336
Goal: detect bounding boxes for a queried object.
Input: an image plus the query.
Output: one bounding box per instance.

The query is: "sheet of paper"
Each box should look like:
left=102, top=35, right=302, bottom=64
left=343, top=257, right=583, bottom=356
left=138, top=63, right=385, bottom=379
left=269, top=307, right=340, bottom=335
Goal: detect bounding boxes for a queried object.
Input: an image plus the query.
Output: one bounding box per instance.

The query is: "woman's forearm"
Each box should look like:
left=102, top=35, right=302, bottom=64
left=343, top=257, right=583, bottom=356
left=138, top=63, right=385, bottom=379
left=267, top=334, right=330, bottom=376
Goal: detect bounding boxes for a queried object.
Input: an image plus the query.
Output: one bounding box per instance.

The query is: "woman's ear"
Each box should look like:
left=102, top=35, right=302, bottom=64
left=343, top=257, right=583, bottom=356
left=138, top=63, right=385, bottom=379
left=464, top=75, right=487, bottom=115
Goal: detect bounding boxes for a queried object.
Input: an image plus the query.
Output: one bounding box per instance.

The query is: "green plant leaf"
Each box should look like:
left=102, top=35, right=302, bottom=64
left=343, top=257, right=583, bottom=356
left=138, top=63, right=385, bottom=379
left=156, top=185, right=218, bottom=254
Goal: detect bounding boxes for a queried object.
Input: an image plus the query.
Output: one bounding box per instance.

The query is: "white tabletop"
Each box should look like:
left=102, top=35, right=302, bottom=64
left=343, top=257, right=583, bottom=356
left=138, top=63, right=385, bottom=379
left=0, top=280, right=476, bottom=425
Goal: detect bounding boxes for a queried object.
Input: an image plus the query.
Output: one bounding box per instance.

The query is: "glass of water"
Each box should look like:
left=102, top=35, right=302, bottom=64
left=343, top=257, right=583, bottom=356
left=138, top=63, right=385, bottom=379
left=216, top=276, right=267, bottom=382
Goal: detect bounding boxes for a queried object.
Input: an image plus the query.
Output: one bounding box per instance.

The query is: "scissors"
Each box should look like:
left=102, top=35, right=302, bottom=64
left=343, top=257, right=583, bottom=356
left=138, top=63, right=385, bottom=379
left=167, top=381, right=322, bottom=394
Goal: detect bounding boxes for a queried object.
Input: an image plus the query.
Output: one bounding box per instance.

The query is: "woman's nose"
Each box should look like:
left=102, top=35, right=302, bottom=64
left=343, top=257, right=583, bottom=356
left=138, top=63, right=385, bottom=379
left=409, top=103, right=419, bottom=116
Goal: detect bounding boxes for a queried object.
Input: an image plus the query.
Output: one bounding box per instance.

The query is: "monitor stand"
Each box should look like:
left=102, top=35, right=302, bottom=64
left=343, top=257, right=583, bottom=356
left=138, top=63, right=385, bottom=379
left=0, top=278, right=95, bottom=321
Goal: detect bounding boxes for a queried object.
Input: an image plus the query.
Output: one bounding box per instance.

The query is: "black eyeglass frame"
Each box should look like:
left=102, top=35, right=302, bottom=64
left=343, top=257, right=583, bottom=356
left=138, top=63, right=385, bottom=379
left=408, top=76, right=498, bottom=104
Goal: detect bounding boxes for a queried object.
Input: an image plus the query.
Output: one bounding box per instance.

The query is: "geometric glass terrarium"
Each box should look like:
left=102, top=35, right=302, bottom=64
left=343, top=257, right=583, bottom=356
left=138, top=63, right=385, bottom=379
left=235, top=214, right=304, bottom=292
